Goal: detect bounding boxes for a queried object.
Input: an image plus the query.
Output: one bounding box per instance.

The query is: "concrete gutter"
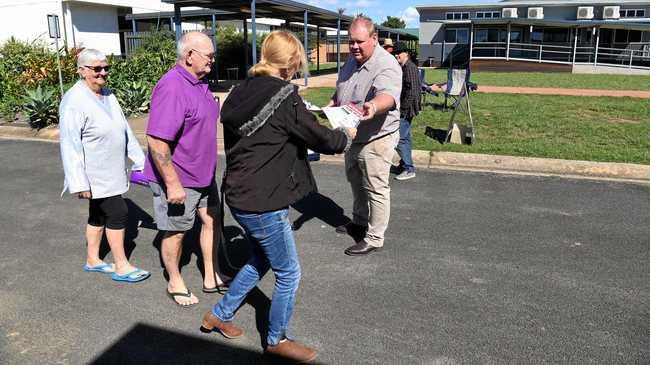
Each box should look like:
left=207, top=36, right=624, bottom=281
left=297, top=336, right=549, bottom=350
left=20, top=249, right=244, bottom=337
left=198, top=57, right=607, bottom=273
left=1, top=123, right=648, bottom=184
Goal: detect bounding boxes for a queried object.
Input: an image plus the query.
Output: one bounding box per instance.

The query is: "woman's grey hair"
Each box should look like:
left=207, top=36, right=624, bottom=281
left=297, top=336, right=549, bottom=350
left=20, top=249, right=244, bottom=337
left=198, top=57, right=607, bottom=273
left=77, top=49, right=107, bottom=68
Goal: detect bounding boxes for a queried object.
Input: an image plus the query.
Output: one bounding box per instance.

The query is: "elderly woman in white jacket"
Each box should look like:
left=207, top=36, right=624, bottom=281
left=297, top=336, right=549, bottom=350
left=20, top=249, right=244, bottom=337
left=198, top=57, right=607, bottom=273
left=59, top=49, right=150, bottom=283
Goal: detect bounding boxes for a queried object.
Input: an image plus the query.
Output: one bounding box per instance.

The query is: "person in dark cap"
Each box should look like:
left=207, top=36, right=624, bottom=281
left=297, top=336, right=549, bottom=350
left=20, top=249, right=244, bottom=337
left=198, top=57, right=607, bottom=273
left=392, top=42, right=420, bottom=180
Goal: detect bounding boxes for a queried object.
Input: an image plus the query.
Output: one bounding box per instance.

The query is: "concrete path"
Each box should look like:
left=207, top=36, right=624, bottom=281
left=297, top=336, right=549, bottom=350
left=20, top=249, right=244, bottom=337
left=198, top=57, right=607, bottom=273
left=1, top=139, right=648, bottom=364
left=476, top=86, right=650, bottom=98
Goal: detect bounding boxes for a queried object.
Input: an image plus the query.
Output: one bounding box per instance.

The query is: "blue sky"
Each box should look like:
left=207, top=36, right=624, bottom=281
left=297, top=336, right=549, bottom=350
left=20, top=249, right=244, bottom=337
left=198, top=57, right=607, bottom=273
left=305, top=0, right=500, bottom=28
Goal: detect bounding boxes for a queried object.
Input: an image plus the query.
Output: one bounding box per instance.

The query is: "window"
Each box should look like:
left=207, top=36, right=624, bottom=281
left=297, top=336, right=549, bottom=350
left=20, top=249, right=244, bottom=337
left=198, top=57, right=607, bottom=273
left=620, top=9, right=645, bottom=18
left=445, top=29, right=456, bottom=42
left=475, top=11, right=501, bottom=19
left=615, top=30, right=644, bottom=43
left=510, top=30, right=521, bottom=43
left=543, top=28, right=569, bottom=43
left=578, top=28, right=592, bottom=44
left=615, top=29, right=628, bottom=43
left=475, top=29, right=488, bottom=43
left=457, top=29, right=469, bottom=44
left=488, top=29, right=500, bottom=42
left=444, top=28, right=470, bottom=44
left=446, top=12, right=470, bottom=20
left=629, top=30, right=642, bottom=42
left=474, top=28, right=506, bottom=43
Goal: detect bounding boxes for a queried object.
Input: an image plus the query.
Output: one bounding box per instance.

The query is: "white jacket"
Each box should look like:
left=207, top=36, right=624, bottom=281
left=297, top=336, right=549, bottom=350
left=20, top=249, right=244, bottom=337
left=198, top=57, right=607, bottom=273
left=59, top=81, right=144, bottom=199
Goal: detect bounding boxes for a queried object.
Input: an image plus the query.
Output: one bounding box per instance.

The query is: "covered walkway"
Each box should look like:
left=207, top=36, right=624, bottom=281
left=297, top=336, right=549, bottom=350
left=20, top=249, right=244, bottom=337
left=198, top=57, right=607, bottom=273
left=161, top=0, right=417, bottom=86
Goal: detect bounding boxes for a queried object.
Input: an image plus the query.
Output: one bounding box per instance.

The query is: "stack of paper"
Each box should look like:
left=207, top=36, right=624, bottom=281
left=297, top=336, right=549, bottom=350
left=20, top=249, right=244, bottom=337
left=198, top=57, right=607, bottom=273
left=321, top=103, right=363, bottom=129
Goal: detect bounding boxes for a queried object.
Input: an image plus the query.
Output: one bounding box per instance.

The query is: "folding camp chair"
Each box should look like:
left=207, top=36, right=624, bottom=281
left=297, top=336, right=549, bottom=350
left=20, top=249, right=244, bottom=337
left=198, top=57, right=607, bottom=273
left=434, top=67, right=477, bottom=144
left=418, top=68, right=438, bottom=104
left=434, top=67, right=478, bottom=112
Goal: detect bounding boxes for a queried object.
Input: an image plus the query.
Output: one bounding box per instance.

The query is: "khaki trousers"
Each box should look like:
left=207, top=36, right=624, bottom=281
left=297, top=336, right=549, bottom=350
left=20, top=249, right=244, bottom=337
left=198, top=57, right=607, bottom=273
left=345, top=131, right=399, bottom=248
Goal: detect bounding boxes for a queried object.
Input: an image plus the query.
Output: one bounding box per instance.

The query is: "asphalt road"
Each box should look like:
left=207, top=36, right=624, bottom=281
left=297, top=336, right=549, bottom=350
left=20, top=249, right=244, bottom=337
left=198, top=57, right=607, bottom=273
left=0, top=139, right=648, bottom=365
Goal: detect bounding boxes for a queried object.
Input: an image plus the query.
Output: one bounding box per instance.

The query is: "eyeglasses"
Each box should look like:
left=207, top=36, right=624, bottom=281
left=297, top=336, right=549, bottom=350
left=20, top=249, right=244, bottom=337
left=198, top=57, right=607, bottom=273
left=191, top=48, right=216, bottom=62
left=84, top=65, right=111, bottom=72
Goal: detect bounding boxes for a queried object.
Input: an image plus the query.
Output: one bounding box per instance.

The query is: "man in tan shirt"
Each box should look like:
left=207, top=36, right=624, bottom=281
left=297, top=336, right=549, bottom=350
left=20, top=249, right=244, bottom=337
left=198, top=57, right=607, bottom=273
left=328, top=16, right=402, bottom=256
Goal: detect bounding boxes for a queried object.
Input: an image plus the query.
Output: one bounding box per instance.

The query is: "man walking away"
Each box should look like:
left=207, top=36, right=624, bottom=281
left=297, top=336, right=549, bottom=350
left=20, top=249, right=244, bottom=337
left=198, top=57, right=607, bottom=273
left=393, top=42, right=421, bottom=181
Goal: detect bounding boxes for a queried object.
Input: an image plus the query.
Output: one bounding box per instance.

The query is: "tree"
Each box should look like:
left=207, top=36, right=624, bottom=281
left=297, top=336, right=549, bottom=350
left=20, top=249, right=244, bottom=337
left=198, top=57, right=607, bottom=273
left=381, top=16, right=406, bottom=29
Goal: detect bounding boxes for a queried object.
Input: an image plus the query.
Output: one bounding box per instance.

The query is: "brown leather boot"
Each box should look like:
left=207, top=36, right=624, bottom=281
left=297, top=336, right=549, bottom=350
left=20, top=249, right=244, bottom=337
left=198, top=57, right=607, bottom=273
left=201, top=311, right=243, bottom=339
left=265, top=339, right=318, bottom=364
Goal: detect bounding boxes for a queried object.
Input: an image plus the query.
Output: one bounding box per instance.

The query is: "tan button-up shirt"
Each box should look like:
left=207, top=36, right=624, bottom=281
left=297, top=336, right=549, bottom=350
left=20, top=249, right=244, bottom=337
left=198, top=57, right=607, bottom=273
left=335, top=44, right=402, bottom=144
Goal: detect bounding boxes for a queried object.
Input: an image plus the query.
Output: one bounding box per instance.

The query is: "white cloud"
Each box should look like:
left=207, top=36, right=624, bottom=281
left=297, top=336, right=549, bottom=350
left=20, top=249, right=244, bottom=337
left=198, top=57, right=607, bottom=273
left=344, top=0, right=377, bottom=12
left=399, top=6, right=419, bottom=27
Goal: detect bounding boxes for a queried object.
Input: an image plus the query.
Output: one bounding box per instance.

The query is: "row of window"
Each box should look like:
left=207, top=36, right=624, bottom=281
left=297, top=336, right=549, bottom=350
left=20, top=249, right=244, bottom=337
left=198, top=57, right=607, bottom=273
left=443, top=28, right=644, bottom=44
left=446, top=12, right=499, bottom=20
left=620, top=9, right=645, bottom=18
left=444, top=9, right=646, bottom=20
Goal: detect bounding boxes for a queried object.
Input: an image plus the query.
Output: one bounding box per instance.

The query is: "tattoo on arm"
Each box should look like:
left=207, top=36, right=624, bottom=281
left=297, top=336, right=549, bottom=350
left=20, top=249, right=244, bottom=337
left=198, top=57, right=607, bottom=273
left=152, top=151, right=172, bottom=167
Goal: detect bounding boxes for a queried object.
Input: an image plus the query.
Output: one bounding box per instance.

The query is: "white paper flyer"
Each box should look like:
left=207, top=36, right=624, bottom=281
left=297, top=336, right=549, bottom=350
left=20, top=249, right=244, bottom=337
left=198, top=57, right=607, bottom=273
left=321, top=103, right=363, bottom=129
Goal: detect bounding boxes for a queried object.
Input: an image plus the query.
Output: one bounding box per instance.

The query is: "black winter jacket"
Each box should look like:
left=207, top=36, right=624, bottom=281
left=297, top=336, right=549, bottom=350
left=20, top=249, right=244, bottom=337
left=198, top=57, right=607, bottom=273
left=220, top=76, right=351, bottom=213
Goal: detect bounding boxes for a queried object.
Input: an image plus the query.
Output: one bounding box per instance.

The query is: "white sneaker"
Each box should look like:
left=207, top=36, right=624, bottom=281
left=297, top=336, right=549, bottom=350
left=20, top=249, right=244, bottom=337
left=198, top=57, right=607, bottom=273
left=395, top=171, right=416, bottom=180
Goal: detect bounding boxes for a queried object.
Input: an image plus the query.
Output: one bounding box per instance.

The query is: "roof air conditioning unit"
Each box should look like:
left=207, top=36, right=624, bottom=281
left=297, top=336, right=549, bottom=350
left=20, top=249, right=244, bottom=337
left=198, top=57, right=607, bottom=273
left=502, top=8, right=518, bottom=18
left=528, top=7, right=544, bottom=19
left=577, top=6, right=594, bottom=19
left=603, top=6, right=620, bottom=19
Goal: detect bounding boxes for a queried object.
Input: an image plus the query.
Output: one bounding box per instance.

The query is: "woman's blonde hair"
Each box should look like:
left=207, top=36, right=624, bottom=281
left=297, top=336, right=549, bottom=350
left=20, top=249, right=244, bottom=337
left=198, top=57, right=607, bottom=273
left=248, top=30, right=308, bottom=80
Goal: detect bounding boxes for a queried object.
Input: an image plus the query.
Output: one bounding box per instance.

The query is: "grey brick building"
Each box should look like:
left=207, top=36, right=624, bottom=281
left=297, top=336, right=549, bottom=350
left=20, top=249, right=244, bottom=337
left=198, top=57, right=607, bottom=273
left=417, top=0, right=650, bottom=73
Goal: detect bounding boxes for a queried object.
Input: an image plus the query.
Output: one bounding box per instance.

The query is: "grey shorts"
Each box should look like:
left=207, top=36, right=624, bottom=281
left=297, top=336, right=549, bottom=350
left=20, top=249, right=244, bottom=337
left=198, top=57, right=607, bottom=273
left=150, top=181, right=220, bottom=232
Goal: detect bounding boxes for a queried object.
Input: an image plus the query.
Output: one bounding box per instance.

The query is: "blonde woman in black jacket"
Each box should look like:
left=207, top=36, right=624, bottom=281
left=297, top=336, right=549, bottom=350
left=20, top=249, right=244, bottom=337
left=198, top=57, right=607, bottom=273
left=200, top=30, right=355, bottom=364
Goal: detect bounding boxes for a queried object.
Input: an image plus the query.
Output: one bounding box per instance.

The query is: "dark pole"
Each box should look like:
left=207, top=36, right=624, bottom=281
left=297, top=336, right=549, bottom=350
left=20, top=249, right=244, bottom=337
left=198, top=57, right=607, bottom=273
left=174, top=4, right=182, bottom=43
left=337, top=8, right=343, bottom=74
left=251, top=0, right=257, bottom=65
left=244, top=17, right=249, bottom=73
left=304, top=10, right=308, bottom=86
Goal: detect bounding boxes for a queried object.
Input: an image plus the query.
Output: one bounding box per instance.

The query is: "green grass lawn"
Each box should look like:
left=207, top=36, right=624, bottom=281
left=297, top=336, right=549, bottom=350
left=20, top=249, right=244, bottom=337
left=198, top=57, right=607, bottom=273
left=309, top=62, right=337, bottom=72
left=421, top=69, right=650, bottom=91
left=302, top=87, right=650, bottom=164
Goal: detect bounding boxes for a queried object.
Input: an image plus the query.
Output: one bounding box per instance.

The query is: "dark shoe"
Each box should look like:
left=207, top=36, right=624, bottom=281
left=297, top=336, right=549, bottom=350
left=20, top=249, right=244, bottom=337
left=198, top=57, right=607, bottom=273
left=200, top=311, right=243, bottom=339
left=202, top=283, right=228, bottom=294
left=265, top=339, right=318, bottom=364
left=344, top=240, right=382, bottom=256
left=390, top=165, right=404, bottom=175
left=202, top=281, right=229, bottom=294
left=335, top=222, right=367, bottom=237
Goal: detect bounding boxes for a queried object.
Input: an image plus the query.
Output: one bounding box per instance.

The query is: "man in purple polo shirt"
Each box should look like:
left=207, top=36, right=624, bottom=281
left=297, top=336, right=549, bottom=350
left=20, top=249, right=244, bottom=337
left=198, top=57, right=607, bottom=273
left=144, top=31, right=227, bottom=307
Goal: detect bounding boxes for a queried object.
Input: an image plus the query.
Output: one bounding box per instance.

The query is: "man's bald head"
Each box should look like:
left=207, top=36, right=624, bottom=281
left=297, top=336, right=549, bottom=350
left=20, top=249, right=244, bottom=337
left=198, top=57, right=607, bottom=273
left=349, top=16, right=376, bottom=38
left=177, top=31, right=213, bottom=61
left=176, top=31, right=215, bottom=80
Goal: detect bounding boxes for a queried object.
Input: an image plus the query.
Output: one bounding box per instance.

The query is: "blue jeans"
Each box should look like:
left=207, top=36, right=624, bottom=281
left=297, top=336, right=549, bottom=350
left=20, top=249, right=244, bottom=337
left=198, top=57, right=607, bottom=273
left=212, top=207, right=301, bottom=346
left=396, top=117, right=415, bottom=173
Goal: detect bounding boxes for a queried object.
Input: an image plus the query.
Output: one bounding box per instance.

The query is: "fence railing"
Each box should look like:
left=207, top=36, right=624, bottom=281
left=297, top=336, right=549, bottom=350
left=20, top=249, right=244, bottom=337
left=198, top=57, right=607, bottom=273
left=466, top=41, right=650, bottom=69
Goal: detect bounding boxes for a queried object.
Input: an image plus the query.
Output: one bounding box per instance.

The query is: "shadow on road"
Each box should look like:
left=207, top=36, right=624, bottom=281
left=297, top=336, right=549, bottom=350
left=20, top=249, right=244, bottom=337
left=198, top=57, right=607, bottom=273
left=151, top=220, right=253, bottom=285
left=89, top=322, right=264, bottom=364
left=291, top=192, right=350, bottom=231
left=98, top=199, right=155, bottom=261
left=89, top=320, right=328, bottom=365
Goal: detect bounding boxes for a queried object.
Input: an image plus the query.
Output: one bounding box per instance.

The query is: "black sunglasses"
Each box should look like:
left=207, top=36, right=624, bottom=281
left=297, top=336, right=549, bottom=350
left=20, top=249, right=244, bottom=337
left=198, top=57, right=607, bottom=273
left=84, top=65, right=111, bottom=72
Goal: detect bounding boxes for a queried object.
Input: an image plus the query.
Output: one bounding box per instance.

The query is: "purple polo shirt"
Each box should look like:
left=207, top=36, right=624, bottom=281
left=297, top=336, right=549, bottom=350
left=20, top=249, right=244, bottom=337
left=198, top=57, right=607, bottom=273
left=143, top=64, right=219, bottom=188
